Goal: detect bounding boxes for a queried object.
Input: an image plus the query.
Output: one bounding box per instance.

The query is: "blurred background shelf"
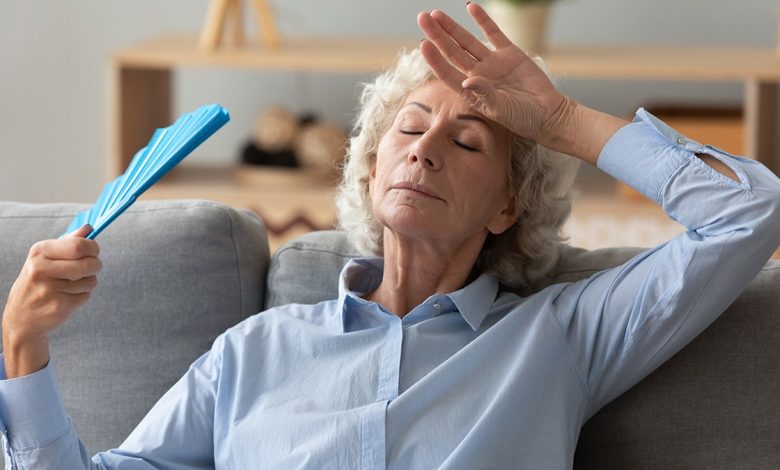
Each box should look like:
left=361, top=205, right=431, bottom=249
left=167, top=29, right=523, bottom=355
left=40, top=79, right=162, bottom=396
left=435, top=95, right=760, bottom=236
left=113, top=35, right=416, bottom=72
left=141, top=165, right=337, bottom=252
left=112, top=37, right=780, bottom=251
left=112, top=37, right=780, bottom=176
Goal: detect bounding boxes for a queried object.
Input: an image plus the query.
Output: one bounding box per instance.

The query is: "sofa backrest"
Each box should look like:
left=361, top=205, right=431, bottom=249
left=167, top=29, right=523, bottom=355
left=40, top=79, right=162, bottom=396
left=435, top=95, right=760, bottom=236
left=0, top=200, right=269, bottom=458
left=268, top=230, right=780, bottom=468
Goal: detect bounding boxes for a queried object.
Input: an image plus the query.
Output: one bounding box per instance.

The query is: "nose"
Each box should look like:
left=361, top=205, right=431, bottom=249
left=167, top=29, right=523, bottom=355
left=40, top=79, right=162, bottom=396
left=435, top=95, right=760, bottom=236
left=408, top=130, right=443, bottom=171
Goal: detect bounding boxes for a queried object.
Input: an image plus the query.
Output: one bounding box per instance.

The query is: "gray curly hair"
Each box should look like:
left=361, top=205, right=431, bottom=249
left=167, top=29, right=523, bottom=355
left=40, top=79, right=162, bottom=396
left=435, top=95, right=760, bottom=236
left=336, top=47, right=579, bottom=292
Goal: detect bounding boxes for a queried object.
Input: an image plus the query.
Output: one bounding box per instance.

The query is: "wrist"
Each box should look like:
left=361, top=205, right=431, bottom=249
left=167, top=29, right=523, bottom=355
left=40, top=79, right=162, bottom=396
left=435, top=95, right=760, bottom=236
left=538, top=96, right=580, bottom=156
left=2, top=320, right=50, bottom=379
left=540, top=100, right=629, bottom=166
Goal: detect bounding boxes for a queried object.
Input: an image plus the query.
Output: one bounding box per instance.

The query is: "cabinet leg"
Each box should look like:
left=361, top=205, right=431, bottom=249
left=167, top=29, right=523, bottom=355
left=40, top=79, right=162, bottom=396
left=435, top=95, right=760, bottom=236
left=745, top=80, right=779, bottom=174
left=110, top=66, right=172, bottom=178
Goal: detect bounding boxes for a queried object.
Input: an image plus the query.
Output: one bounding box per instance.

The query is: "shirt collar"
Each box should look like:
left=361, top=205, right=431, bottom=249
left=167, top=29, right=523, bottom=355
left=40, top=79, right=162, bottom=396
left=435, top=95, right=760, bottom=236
left=448, top=272, right=499, bottom=331
left=336, top=257, right=499, bottom=332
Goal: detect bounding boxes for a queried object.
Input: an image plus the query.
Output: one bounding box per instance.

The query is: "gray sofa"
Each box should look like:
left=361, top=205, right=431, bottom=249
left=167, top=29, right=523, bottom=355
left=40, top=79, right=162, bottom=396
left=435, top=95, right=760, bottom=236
left=0, top=199, right=778, bottom=468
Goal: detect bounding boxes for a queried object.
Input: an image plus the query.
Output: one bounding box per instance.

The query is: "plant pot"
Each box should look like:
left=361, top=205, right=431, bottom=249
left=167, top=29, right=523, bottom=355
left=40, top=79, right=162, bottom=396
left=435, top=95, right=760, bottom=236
left=484, top=1, right=550, bottom=54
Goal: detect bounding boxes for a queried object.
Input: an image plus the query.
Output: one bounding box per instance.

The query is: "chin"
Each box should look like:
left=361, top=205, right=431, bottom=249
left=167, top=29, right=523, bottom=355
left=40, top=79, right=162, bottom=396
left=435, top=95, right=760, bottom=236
left=378, top=207, right=442, bottom=240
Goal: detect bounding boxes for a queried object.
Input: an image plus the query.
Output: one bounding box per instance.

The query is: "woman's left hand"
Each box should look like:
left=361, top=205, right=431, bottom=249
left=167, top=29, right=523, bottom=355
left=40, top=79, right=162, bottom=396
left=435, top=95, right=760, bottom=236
left=418, top=3, right=629, bottom=164
left=417, top=3, right=576, bottom=149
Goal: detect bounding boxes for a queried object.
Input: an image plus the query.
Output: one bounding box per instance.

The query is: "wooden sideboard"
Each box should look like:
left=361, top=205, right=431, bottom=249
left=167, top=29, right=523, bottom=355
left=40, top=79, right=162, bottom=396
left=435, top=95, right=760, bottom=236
left=110, top=36, right=780, bottom=250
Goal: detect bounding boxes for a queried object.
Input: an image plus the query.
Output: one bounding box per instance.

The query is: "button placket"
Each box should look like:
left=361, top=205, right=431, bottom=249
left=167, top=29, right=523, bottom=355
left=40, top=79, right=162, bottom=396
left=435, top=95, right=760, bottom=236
left=376, top=317, right=402, bottom=402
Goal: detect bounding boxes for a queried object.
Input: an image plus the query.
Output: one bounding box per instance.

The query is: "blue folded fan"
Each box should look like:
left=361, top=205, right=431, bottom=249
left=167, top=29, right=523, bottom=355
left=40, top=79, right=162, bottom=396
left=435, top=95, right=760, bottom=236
left=65, top=103, right=230, bottom=239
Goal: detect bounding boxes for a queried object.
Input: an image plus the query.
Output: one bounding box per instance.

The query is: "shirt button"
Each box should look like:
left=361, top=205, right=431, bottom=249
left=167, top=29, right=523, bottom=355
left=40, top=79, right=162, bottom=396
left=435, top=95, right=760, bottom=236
left=433, top=302, right=441, bottom=310
left=676, top=137, right=686, bottom=145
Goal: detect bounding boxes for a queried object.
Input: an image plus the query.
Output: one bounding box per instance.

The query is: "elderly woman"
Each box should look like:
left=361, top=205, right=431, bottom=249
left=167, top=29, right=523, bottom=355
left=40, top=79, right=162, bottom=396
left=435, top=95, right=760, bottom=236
left=2, top=4, right=780, bottom=469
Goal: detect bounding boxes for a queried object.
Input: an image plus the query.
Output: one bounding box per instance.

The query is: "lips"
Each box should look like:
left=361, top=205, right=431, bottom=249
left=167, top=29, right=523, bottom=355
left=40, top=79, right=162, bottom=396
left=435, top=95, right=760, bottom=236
left=390, top=181, right=444, bottom=200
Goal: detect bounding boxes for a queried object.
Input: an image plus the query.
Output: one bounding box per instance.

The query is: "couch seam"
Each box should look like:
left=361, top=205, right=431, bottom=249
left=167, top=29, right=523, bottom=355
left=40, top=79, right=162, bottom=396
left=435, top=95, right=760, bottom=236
left=265, top=245, right=357, bottom=308
left=0, top=200, right=227, bottom=220
left=277, top=245, right=359, bottom=259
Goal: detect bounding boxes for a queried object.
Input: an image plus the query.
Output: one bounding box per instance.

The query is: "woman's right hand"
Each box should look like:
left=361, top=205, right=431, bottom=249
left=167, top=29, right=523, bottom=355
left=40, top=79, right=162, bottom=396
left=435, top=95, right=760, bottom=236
left=2, top=224, right=102, bottom=378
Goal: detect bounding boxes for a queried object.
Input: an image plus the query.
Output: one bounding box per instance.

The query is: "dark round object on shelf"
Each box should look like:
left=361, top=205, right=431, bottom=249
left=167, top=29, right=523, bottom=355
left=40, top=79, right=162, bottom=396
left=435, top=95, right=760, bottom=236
left=298, top=112, right=319, bottom=127
left=241, top=140, right=298, bottom=167
left=294, top=122, right=347, bottom=178
left=252, top=106, right=299, bottom=152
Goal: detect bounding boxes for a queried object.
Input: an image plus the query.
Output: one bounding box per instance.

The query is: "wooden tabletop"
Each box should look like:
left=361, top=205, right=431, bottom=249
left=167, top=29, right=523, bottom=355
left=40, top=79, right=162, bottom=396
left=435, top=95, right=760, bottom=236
left=112, top=35, right=780, bottom=81
left=544, top=45, right=780, bottom=81
left=112, top=35, right=419, bottom=72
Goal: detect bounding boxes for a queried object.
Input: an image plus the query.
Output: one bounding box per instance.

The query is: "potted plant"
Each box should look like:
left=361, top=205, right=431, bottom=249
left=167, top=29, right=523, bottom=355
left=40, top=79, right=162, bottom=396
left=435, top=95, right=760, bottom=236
left=482, top=0, right=556, bottom=54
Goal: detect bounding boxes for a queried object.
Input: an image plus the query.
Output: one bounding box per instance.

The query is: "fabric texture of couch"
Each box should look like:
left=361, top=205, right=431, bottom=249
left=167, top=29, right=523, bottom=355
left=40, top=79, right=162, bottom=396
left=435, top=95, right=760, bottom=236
left=0, top=199, right=778, bottom=468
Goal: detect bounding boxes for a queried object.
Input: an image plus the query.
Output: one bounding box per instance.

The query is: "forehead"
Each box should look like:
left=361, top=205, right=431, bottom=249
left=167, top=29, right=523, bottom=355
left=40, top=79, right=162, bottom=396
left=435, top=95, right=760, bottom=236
left=401, top=79, right=475, bottom=114
left=397, top=79, right=511, bottom=153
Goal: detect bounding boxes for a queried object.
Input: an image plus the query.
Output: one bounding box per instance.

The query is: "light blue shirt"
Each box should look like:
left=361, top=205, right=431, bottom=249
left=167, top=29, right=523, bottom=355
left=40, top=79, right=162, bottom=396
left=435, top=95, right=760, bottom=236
left=2, top=109, right=780, bottom=469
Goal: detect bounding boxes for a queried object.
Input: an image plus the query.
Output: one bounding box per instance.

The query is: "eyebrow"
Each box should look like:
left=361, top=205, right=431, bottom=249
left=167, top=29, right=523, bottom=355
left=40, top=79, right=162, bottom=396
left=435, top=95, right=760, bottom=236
left=405, top=101, right=493, bottom=131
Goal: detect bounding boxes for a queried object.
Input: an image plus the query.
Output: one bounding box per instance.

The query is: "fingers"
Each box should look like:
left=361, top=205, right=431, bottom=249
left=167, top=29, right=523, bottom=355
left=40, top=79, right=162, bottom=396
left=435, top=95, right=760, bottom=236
left=459, top=75, right=504, bottom=118
left=54, top=276, right=98, bottom=295
left=419, top=39, right=468, bottom=92
left=43, top=257, right=103, bottom=281
left=461, top=75, right=494, bottom=100
left=465, top=2, right=514, bottom=49
left=30, top=291, right=92, bottom=321
left=33, top=234, right=100, bottom=261
left=67, top=224, right=93, bottom=239
left=4, top=231, right=100, bottom=351
left=418, top=11, right=478, bottom=73
left=429, top=9, right=491, bottom=61
left=26, top=235, right=102, bottom=283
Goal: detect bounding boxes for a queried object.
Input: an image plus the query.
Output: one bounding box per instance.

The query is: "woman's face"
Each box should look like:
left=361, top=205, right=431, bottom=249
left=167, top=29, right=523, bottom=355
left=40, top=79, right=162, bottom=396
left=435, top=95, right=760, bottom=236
left=370, top=79, right=519, bottom=248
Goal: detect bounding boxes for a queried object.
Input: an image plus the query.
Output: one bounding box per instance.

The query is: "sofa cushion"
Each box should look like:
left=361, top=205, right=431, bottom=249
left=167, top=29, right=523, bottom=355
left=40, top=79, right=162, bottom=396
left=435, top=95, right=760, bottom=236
left=0, top=200, right=269, bottom=456
left=267, top=230, right=780, bottom=467
left=265, top=230, right=644, bottom=309
left=265, top=230, right=364, bottom=308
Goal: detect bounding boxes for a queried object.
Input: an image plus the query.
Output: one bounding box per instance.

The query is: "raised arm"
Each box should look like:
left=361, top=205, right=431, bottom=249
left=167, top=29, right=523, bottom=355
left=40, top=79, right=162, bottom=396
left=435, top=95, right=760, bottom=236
left=419, top=3, right=780, bottom=415
left=417, top=3, right=737, bottom=182
left=554, top=111, right=780, bottom=414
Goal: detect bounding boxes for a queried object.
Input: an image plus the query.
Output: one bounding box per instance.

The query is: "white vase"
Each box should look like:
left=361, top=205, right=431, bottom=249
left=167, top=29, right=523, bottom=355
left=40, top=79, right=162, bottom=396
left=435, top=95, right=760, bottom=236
left=484, top=1, right=551, bottom=54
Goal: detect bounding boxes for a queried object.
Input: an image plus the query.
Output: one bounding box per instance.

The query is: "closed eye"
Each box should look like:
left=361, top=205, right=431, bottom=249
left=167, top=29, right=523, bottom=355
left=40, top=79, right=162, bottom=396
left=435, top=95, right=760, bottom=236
left=400, top=130, right=479, bottom=152
left=454, top=140, right=478, bottom=152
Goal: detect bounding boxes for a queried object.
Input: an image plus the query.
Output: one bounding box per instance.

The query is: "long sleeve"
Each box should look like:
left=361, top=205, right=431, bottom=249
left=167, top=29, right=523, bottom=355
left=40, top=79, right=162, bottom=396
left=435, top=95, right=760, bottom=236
left=554, top=108, right=780, bottom=417
left=0, top=334, right=223, bottom=470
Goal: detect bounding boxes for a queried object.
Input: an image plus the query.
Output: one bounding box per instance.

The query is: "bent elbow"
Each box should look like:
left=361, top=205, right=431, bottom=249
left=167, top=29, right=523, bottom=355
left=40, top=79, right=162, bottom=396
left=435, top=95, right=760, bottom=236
left=768, top=190, right=780, bottom=240
left=751, top=178, right=780, bottom=246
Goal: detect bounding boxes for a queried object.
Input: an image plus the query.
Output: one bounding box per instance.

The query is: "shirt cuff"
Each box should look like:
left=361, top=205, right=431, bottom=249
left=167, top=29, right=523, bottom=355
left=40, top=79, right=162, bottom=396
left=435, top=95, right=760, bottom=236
left=0, top=353, right=70, bottom=451
left=597, top=107, right=699, bottom=204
